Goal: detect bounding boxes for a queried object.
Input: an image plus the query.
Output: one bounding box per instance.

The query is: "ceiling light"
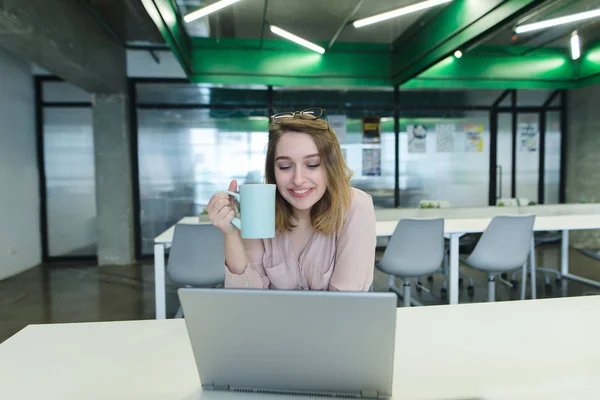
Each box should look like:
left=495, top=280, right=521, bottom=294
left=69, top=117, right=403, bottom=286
left=353, top=0, right=453, bottom=28
left=515, top=7, right=600, bottom=34
left=269, top=25, right=325, bottom=54
left=454, top=50, right=462, bottom=58
left=571, top=32, right=580, bottom=60
left=184, top=0, right=242, bottom=23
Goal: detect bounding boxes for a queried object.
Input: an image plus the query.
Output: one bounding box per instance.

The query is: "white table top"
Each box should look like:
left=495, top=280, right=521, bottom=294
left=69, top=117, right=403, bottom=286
left=2, top=295, right=600, bottom=399
left=154, top=214, right=600, bottom=244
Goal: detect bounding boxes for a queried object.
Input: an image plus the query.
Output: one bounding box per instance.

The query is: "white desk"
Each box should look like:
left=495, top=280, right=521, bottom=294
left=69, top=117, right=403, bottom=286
left=153, top=214, right=600, bottom=318
left=2, top=296, right=600, bottom=399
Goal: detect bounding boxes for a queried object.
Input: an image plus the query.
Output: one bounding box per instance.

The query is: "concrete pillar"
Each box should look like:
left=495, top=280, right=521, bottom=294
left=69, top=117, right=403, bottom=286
left=92, top=94, right=135, bottom=265
left=566, top=83, right=600, bottom=247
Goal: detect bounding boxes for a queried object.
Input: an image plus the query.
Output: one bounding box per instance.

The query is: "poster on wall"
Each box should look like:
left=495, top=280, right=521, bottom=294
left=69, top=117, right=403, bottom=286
left=518, top=123, right=539, bottom=152
left=362, top=148, right=381, bottom=176
left=436, top=124, right=455, bottom=152
left=407, top=124, right=428, bottom=153
left=328, top=115, right=347, bottom=143
left=362, top=116, right=381, bottom=144
left=464, top=124, right=484, bottom=152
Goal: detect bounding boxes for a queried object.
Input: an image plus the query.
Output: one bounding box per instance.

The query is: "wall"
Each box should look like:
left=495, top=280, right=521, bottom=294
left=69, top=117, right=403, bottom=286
left=566, top=83, right=600, bottom=247
left=0, top=47, right=41, bottom=279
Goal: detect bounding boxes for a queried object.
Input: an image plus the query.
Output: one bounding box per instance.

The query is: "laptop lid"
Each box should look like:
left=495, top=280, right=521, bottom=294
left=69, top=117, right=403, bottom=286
left=178, top=288, right=397, bottom=399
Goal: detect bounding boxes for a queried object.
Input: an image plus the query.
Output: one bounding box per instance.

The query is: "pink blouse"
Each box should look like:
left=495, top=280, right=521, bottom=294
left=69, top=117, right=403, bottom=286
left=225, top=188, right=376, bottom=291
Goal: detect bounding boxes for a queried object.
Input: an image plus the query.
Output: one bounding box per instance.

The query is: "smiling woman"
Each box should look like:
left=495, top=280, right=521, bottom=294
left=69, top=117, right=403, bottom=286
left=206, top=108, right=377, bottom=292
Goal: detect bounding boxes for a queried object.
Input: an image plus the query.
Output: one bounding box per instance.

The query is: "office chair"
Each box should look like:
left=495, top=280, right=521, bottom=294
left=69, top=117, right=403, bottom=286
left=166, top=223, right=225, bottom=318
left=377, top=218, right=445, bottom=306
left=416, top=200, right=475, bottom=298
left=510, top=231, right=562, bottom=288
left=461, top=215, right=535, bottom=302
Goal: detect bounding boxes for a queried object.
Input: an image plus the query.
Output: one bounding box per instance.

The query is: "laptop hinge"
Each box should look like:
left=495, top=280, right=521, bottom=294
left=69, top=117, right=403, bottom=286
left=203, top=383, right=230, bottom=391
left=361, top=390, right=380, bottom=399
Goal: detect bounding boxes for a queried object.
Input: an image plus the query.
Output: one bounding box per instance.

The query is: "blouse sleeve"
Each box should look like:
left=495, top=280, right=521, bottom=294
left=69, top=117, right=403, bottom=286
left=224, top=239, right=270, bottom=289
left=328, top=190, right=376, bottom=292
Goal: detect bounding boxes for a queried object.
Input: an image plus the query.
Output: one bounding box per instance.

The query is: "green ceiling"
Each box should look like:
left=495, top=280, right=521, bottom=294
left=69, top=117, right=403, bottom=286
left=141, top=0, right=600, bottom=89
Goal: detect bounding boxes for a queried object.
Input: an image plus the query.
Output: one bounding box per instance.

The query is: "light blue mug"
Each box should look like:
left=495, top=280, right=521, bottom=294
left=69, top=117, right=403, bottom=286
left=224, top=184, right=276, bottom=239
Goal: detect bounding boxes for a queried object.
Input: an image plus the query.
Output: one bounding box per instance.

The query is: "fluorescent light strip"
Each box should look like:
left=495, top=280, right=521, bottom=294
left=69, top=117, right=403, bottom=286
left=515, top=8, right=600, bottom=34
left=571, top=33, right=580, bottom=60
left=269, top=25, right=325, bottom=54
left=353, top=0, right=453, bottom=28
left=184, top=0, right=241, bottom=23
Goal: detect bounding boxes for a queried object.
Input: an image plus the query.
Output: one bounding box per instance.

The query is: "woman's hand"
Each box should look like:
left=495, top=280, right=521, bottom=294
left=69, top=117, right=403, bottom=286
left=207, top=180, right=238, bottom=235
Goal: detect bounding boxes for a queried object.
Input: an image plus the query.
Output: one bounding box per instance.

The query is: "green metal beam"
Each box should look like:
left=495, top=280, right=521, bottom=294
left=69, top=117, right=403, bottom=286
left=403, top=49, right=577, bottom=89
left=139, top=2, right=600, bottom=91
left=391, top=0, right=546, bottom=85
left=139, top=0, right=192, bottom=74
left=189, top=38, right=390, bottom=87
left=579, top=40, right=600, bottom=81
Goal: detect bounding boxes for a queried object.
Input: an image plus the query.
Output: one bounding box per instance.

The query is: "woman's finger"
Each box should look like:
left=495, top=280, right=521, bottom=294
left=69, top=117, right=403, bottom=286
left=216, top=204, right=232, bottom=220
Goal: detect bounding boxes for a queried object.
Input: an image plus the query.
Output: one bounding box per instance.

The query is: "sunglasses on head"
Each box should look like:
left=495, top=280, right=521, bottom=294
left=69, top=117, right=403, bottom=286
left=270, top=108, right=327, bottom=123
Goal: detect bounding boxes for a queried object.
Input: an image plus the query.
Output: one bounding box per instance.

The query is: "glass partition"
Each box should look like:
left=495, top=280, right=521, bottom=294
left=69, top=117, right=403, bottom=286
left=137, top=107, right=269, bottom=254
left=44, top=107, right=97, bottom=257
left=398, top=110, right=490, bottom=207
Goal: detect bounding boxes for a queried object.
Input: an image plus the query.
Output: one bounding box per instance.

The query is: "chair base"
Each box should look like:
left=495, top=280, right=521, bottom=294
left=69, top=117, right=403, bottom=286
left=388, top=275, right=424, bottom=307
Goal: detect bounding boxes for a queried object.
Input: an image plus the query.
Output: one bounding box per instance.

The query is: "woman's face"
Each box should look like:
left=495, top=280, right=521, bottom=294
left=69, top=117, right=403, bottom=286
left=274, top=131, right=327, bottom=214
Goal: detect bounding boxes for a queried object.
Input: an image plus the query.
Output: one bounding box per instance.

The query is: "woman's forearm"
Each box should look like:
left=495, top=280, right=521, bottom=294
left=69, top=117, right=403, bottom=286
left=224, top=230, right=249, bottom=275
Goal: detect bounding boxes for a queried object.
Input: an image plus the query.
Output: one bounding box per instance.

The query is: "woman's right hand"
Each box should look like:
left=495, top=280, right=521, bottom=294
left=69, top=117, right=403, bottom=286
left=207, top=180, right=238, bottom=235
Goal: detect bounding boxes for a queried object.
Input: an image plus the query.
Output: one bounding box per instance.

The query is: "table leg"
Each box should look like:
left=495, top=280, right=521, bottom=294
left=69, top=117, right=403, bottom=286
left=449, top=233, right=460, bottom=305
left=561, top=230, right=569, bottom=276
left=529, top=237, right=536, bottom=300
left=154, top=243, right=166, bottom=319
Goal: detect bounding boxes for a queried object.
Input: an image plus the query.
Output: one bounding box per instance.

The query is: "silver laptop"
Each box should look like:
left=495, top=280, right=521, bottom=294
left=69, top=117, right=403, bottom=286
left=178, top=288, right=397, bottom=399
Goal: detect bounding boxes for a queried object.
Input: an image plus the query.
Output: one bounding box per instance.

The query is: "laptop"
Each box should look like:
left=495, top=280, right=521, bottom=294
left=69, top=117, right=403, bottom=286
left=178, top=288, right=397, bottom=399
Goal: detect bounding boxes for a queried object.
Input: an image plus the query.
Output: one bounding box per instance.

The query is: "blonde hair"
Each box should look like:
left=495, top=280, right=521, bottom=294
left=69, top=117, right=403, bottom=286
left=265, top=116, right=353, bottom=235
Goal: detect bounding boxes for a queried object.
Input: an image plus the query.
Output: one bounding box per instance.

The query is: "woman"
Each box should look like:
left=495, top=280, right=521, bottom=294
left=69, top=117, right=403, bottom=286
left=206, top=108, right=376, bottom=291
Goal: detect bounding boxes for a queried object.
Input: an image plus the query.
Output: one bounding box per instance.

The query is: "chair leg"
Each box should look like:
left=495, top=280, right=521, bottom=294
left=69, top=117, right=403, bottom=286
left=520, top=263, right=527, bottom=300
left=388, top=274, right=395, bottom=290
left=403, top=280, right=411, bottom=307
left=460, top=271, right=474, bottom=287
left=537, top=267, right=562, bottom=281
left=487, top=275, right=496, bottom=302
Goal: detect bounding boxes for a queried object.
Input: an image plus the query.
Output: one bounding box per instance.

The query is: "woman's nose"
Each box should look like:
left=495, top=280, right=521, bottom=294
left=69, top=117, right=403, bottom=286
left=293, top=168, right=305, bottom=186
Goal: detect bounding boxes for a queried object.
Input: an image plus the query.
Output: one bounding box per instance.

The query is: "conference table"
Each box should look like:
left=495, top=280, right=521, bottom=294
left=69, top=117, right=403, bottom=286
left=2, top=295, right=600, bottom=399
left=153, top=212, right=600, bottom=318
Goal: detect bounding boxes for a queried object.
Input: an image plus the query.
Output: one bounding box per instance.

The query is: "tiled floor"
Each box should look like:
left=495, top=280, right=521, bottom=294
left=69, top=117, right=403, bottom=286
left=2, top=243, right=600, bottom=343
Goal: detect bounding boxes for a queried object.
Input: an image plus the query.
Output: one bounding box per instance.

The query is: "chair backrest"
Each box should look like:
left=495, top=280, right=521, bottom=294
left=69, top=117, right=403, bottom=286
left=166, top=223, right=225, bottom=287
left=378, top=218, right=445, bottom=278
left=466, top=215, right=535, bottom=272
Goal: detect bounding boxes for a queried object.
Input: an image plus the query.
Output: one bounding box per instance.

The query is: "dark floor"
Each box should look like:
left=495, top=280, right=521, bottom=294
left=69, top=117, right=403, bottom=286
left=2, top=243, right=600, bottom=343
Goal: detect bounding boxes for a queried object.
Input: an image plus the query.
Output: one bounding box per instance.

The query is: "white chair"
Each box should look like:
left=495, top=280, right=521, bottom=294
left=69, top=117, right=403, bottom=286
left=166, top=223, right=225, bottom=317
left=417, top=200, right=474, bottom=297
left=461, top=215, right=535, bottom=302
left=499, top=198, right=561, bottom=288
left=377, top=218, right=445, bottom=306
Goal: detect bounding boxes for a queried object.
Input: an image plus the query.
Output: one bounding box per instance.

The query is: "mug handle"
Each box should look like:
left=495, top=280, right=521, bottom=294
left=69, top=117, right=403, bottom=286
left=223, top=190, right=241, bottom=231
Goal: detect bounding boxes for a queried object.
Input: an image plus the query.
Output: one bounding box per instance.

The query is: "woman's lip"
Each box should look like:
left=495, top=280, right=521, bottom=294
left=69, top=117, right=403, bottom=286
left=288, top=188, right=313, bottom=198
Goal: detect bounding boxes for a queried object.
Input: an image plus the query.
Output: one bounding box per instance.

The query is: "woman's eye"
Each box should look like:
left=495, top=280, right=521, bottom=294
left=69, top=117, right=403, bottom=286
left=307, top=164, right=321, bottom=169
left=278, top=166, right=292, bottom=170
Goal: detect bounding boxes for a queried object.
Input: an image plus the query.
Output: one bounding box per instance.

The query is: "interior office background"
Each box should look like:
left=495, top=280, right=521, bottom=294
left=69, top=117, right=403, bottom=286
left=1, top=42, right=599, bottom=282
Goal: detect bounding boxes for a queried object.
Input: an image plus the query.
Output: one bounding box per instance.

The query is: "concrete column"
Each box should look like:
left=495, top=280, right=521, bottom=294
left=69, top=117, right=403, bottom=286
left=566, top=83, right=600, bottom=248
left=92, top=94, right=135, bottom=265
